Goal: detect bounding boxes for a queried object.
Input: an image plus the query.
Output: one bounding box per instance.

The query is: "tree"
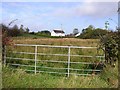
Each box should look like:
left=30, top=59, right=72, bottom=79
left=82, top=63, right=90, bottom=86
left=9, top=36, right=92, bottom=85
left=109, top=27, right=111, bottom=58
left=13, top=24, right=18, bottom=30
left=30, top=31, right=35, bottom=34
left=1, top=24, right=13, bottom=63
left=79, top=25, right=108, bottom=39
left=20, top=24, right=24, bottom=34
left=36, top=30, right=51, bottom=37
left=25, top=27, right=30, bottom=33
left=87, top=25, right=95, bottom=30
left=73, top=28, right=79, bottom=35
left=40, top=30, right=51, bottom=35
left=79, top=26, right=94, bottom=39
left=7, top=24, right=21, bottom=37
left=105, top=21, right=109, bottom=30
left=93, top=28, right=108, bottom=38
left=99, top=31, right=118, bottom=66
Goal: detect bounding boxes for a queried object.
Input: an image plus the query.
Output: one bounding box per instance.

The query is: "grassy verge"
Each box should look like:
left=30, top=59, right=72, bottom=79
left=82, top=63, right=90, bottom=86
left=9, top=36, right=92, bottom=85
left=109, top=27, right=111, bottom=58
left=2, top=61, right=118, bottom=88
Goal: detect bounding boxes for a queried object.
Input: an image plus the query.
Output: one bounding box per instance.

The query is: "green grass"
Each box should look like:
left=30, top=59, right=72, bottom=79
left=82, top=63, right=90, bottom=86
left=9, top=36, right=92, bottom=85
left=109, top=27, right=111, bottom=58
left=2, top=62, right=118, bottom=88
left=13, top=33, right=63, bottom=39
left=2, top=38, right=118, bottom=88
left=12, top=33, right=45, bottom=39
left=6, top=44, right=104, bottom=75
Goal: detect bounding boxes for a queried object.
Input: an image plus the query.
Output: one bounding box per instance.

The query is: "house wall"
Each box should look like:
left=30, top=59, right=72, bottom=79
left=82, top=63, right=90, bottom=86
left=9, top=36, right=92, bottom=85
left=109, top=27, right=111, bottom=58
left=51, top=31, right=65, bottom=36
left=75, top=33, right=80, bottom=37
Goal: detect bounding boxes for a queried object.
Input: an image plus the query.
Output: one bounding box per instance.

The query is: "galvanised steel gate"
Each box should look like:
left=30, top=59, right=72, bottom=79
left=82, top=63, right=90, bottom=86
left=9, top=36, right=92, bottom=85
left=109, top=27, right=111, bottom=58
left=5, top=44, right=105, bottom=77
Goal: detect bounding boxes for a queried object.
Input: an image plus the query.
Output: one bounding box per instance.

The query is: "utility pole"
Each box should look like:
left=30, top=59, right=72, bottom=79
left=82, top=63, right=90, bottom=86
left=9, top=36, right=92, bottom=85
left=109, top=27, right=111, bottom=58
left=118, top=1, right=120, bottom=30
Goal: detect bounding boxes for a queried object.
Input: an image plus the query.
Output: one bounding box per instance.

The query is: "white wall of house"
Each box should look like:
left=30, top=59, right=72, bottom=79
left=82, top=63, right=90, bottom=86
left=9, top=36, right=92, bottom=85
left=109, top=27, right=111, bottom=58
left=51, top=31, right=65, bottom=36
left=75, top=33, right=80, bottom=37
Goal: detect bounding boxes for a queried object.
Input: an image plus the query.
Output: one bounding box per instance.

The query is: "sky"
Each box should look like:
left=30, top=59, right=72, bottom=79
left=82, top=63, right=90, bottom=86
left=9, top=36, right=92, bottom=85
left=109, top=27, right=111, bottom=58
left=1, top=1, right=118, bottom=34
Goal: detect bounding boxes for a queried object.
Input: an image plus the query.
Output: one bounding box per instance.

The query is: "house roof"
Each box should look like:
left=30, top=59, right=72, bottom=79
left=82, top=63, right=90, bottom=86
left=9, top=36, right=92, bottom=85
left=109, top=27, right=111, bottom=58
left=53, top=30, right=65, bottom=33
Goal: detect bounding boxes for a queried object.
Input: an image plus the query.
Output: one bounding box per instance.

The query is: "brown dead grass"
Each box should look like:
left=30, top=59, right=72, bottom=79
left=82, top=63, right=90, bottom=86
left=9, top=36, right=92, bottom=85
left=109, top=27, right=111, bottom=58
left=13, top=38, right=99, bottom=47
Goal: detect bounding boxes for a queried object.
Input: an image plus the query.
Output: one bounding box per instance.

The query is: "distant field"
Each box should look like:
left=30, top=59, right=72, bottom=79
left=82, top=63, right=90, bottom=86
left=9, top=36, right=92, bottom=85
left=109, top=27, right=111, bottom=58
left=13, top=38, right=99, bottom=46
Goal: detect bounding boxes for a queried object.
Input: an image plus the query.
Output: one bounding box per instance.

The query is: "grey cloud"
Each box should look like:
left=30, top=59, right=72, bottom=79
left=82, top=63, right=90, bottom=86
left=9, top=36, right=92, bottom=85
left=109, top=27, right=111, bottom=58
left=51, top=2, right=118, bottom=18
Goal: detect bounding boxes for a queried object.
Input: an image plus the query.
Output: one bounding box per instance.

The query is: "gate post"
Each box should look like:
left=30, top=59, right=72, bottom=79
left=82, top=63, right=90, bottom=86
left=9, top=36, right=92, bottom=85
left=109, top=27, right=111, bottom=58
left=3, top=45, right=6, bottom=67
left=34, top=45, right=37, bottom=74
left=67, top=46, right=71, bottom=77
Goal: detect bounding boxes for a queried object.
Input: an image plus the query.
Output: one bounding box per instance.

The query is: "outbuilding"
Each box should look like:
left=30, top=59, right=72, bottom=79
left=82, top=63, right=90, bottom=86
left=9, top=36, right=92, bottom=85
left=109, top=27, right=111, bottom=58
left=51, top=29, right=65, bottom=37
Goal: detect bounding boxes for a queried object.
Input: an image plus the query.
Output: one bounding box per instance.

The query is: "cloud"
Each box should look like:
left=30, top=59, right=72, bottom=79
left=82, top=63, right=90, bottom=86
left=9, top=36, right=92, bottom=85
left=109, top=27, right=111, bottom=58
left=1, top=0, right=120, bottom=2
left=2, top=2, right=117, bottom=21
left=50, top=2, right=117, bottom=18
left=1, top=2, right=118, bottom=32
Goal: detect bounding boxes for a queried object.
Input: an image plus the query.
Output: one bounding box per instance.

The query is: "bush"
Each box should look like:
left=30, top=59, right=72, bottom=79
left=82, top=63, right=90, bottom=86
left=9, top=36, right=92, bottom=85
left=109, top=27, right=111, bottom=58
left=99, top=31, right=118, bottom=66
left=78, top=26, right=108, bottom=39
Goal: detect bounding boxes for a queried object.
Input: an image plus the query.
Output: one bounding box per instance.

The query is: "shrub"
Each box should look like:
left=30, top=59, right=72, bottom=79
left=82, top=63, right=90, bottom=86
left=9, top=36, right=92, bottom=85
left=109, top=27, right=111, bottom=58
left=99, top=31, right=118, bottom=66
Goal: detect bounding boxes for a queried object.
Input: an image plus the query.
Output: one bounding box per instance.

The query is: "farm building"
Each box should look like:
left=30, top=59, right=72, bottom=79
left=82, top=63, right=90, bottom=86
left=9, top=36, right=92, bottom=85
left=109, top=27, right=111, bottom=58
left=75, top=32, right=80, bottom=37
left=51, top=29, right=65, bottom=37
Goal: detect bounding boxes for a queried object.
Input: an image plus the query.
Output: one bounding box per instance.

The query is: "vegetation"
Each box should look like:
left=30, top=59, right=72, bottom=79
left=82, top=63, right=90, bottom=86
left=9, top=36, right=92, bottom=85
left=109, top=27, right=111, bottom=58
left=2, top=61, right=118, bottom=88
left=78, top=25, right=109, bottom=39
left=6, top=38, right=101, bottom=74
left=1, top=24, right=21, bottom=37
left=2, top=37, right=118, bottom=88
left=73, top=28, right=79, bottom=35
left=1, top=24, right=13, bottom=62
left=78, top=25, right=119, bottom=67
left=37, top=30, right=51, bottom=36
left=1, top=22, right=119, bottom=88
left=12, top=38, right=98, bottom=46
left=99, top=31, right=118, bottom=66
left=35, top=31, right=51, bottom=38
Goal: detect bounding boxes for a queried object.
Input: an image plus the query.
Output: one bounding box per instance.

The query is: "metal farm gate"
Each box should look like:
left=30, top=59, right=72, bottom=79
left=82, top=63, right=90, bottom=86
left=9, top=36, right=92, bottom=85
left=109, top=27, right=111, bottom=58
left=5, top=44, right=105, bottom=77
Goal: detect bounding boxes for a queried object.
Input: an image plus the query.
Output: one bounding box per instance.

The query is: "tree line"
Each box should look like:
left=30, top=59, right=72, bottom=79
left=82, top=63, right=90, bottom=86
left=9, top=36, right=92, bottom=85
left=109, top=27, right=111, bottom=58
left=78, top=25, right=110, bottom=39
left=1, top=23, right=117, bottom=40
left=0, top=24, right=30, bottom=37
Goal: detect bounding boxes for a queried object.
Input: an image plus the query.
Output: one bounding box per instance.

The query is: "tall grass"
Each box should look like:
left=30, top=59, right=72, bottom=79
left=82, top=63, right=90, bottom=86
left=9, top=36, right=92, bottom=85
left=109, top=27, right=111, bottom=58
left=6, top=41, right=104, bottom=75
left=2, top=38, right=118, bottom=88
left=2, top=62, right=118, bottom=88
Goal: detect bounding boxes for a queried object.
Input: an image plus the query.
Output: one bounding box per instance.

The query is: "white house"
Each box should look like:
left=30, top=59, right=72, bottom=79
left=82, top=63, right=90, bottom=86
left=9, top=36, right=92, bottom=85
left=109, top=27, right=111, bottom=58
left=75, top=33, right=80, bottom=37
left=51, top=29, right=65, bottom=37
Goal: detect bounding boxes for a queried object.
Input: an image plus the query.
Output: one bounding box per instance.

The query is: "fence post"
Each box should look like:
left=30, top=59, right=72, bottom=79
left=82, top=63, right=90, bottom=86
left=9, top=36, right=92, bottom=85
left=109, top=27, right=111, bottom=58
left=35, top=45, right=37, bottom=74
left=4, top=45, right=6, bottom=67
left=67, top=46, right=71, bottom=77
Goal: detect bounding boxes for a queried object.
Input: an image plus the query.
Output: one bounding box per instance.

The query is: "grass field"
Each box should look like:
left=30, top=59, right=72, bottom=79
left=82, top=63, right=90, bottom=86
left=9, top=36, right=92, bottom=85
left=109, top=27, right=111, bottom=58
left=2, top=37, right=118, bottom=88
left=12, top=38, right=99, bottom=46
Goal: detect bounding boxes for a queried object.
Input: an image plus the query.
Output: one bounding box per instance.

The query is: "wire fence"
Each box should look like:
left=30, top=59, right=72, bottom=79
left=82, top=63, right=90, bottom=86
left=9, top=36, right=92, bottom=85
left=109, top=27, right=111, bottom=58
left=5, top=44, right=105, bottom=77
